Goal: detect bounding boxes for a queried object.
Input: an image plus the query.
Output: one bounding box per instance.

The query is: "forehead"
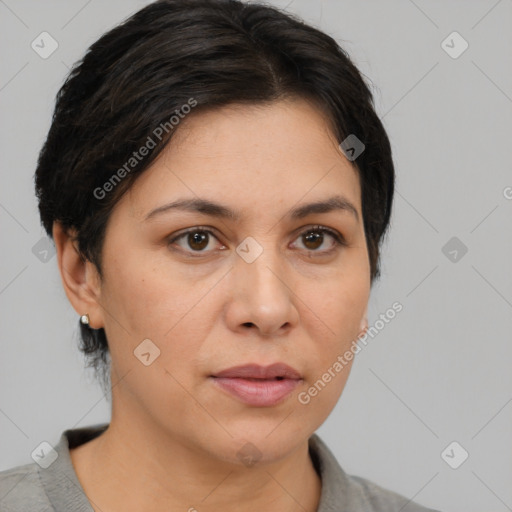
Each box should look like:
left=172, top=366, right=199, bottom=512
left=169, top=97, right=341, bottom=160
left=119, top=98, right=362, bottom=223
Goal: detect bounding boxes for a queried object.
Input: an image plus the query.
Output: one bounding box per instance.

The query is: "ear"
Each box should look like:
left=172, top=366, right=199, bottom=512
left=52, top=222, right=104, bottom=329
left=359, top=306, right=368, bottom=337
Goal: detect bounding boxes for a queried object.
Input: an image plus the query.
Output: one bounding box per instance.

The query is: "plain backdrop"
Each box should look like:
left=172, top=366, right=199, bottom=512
left=1, top=1, right=511, bottom=511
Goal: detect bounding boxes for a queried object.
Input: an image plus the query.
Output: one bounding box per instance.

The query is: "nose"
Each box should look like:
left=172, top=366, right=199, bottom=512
left=224, top=241, right=299, bottom=338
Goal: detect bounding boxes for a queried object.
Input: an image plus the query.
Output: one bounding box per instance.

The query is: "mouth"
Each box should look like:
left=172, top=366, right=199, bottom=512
left=232, top=376, right=286, bottom=381
left=211, top=362, right=302, bottom=380
left=210, top=363, right=302, bottom=407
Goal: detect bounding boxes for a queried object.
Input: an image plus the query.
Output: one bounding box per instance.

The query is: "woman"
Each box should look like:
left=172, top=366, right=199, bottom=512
left=0, top=0, right=441, bottom=510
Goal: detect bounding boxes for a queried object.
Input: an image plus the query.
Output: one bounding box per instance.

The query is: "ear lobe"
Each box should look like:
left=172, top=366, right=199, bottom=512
left=359, top=307, right=368, bottom=337
left=52, top=222, right=103, bottom=328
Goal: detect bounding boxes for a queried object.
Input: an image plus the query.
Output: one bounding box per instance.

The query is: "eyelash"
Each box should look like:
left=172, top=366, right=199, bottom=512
left=166, top=225, right=346, bottom=257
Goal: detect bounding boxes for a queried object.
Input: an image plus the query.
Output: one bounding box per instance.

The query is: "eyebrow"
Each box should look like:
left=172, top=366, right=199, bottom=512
left=144, top=194, right=359, bottom=223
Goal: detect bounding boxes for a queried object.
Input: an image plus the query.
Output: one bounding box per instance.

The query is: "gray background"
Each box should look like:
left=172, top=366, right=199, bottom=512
left=1, top=1, right=511, bottom=510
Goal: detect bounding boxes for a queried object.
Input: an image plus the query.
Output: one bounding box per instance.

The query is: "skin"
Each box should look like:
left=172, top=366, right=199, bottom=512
left=54, top=97, right=370, bottom=512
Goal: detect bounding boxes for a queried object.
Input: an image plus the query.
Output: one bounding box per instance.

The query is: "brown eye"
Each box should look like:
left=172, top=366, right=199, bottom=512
left=302, top=230, right=324, bottom=251
left=187, top=231, right=210, bottom=251
left=293, top=226, right=345, bottom=254
left=167, top=227, right=222, bottom=255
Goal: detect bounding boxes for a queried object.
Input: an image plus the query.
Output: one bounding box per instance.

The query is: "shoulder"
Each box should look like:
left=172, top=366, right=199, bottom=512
left=309, top=433, right=442, bottom=512
left=1, top=423, right=107, bottom=512
left=344, top=473, right=442, bottom=512
left=0, top=462, right=53, bottom=512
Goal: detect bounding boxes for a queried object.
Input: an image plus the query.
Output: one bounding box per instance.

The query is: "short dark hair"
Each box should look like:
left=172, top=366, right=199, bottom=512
left=34, top=0, right=395, bottom=392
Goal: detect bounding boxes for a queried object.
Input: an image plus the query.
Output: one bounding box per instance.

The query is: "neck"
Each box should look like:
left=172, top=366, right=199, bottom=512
left=70, top=418, right=322, bottom=512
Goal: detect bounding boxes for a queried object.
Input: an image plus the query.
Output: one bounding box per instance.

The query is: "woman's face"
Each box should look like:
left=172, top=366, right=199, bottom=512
left=94, top=97, right=370, bottom=463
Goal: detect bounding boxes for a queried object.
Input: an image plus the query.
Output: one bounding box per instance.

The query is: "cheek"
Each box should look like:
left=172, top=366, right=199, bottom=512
left=296, top=279, right=363, bottom=419
left=310, top=270, right=368, bottom=334
left=101, top=258, right=219, bottom=375
left=298, top=268, right=368, bottom=390
left=101, top=250, right=183, bottom=334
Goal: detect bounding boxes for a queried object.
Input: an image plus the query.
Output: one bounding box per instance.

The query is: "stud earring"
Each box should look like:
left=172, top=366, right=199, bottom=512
left=80, top=314, right=90, bottom=325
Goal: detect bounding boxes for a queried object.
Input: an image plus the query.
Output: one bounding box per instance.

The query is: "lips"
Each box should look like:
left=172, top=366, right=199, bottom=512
left=212, top=363, right=302, bottom=380
left=210, top=363, right=302, bottom=407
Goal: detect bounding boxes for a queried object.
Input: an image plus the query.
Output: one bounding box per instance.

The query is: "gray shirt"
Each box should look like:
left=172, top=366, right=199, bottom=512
left=0, top=423, right=441, bottom=511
